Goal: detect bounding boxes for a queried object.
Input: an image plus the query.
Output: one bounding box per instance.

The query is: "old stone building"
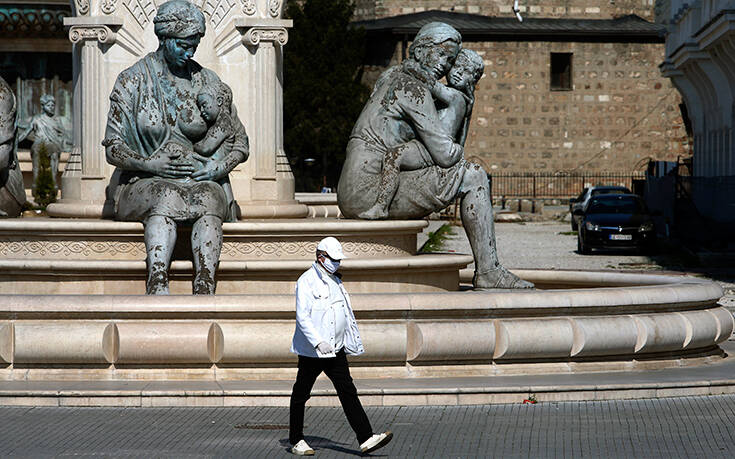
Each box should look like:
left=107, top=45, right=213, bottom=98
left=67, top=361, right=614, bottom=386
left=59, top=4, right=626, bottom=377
left=353, top=1, right=690, bottom=174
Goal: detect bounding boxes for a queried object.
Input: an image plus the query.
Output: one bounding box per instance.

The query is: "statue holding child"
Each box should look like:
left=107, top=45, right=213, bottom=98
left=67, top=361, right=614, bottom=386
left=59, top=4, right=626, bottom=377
left=338, top=22, right=532, bottom=289
left=103, top=0, right=249, bottom=295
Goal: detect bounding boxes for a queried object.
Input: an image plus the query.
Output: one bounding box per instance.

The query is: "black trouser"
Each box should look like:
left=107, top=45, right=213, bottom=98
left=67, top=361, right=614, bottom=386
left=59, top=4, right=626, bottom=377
left=289, top=349, right=373, bottom=445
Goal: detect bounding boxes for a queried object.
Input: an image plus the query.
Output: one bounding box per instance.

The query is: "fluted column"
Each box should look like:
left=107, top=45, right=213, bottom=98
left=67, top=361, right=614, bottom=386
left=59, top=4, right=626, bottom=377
left=226, top=15, right=307, bottom=219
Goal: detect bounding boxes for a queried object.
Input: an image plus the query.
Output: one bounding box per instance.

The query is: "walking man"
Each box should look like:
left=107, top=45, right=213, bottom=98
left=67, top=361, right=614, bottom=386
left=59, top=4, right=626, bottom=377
left=289, top=237, right=393, bottom=456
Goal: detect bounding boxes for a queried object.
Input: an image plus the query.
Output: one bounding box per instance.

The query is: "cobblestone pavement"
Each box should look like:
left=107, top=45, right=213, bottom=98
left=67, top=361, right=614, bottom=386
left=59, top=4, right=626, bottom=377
left=1, top=395, right=734, bottom=458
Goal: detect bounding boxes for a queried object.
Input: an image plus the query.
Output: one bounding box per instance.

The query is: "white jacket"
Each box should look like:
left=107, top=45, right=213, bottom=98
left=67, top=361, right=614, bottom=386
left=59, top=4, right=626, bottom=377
left=290, top=262, right=365, bottom=358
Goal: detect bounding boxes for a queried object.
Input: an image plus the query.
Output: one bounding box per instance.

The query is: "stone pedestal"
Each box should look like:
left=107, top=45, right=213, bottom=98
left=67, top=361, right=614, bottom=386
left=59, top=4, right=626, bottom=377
left=48, top=0, right=306, bottom=219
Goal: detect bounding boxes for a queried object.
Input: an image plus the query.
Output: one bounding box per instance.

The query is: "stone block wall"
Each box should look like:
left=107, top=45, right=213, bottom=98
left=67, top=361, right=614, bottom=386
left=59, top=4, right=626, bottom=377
left=355, top=0, right=688, bottom=173
left=355, top=0, right=656, bottom=21
left=461, top=41, right=688, bottom=172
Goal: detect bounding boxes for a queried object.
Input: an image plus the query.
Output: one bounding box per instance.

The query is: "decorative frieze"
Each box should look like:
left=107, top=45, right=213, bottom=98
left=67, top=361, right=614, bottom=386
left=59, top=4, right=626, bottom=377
left=76, top=0, right=90, bottom=15
left=123, top=0, right=156, bottom=29
left=241, top=0, right=256, bottom=16
left=268, top=0, right=282, bottom=17
left=0, top=7, right=70, bottom=38
left=101, top=0, right=118, bottom=14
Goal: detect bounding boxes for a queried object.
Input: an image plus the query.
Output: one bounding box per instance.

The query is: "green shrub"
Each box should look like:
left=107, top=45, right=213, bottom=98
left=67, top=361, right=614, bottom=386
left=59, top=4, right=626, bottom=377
left=33, top=143, right=56, bottom=209
left=419, top=224, right=455, bottom=253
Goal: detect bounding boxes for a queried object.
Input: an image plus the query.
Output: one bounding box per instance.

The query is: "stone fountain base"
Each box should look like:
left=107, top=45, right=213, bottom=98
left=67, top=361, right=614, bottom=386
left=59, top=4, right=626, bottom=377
left=0, top=218, right=470, bottom=294
left=0, top=271, right=730, bottom=384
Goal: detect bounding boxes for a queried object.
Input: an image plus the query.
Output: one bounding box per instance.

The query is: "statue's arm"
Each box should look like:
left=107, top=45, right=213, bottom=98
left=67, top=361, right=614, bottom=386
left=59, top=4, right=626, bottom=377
left=16, top=117, right=34, bottom=143
left=399, top=86, right=463, bottom=168
left=222, top=108, right=249, bottom=172
left=102, top=76, right=150, bottom=172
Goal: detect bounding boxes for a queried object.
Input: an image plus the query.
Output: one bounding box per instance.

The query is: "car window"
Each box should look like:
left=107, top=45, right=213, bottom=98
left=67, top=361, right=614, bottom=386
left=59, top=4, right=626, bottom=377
left=587, top=197, right=643, bottom=214
left=590, top=188, right=629, bottom=196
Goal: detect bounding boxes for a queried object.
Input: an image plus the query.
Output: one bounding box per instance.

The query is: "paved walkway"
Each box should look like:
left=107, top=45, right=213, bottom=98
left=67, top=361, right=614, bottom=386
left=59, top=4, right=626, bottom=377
left=1, top=395, right=734, bottom=457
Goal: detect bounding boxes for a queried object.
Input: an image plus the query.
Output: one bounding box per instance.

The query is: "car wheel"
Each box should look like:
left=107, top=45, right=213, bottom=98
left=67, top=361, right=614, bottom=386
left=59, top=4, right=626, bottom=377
left=577, top=231, right=590, bottom=255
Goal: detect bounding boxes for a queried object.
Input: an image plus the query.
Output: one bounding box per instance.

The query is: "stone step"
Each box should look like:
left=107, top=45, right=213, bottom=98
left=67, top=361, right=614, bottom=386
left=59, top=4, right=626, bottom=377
left=0, top=254, right=472, bottom=294
left=2, top=343, right=735, bottom=407
left=0, top=218, right=427, bottom=261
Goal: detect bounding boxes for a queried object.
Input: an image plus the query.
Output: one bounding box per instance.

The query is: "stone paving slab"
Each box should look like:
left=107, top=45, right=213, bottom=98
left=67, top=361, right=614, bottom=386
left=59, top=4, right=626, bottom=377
left=1, top=396, right=734, bottom=457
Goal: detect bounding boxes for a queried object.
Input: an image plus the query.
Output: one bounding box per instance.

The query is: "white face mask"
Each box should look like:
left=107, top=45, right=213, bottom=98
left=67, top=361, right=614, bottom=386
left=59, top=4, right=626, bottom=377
left=321, top=257, right=340, bottom=274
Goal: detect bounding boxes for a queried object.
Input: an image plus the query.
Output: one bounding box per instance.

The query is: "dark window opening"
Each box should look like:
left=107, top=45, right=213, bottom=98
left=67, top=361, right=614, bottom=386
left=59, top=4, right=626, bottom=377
left=550, top=53, right=572, bottom=91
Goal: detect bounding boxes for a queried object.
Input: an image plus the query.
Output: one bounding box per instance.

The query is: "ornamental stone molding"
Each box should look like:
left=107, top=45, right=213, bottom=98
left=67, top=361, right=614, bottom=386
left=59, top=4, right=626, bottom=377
left=75, top=0, right=90, bottom=15
left=242, top=25, right=288, bottom=46
left=268, top=0, right=281, bottom=17
left=69, top=24, right=117, bottom=44
left=0, top=7, right=70, bottom=38
left=241, top=0, right=256, bottom=15
left=101, top=0, right=118, bottom=14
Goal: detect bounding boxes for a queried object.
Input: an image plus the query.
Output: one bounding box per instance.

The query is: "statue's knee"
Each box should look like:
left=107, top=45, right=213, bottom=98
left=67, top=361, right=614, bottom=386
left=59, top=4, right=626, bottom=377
left=464, top=165, right=489, bottom=188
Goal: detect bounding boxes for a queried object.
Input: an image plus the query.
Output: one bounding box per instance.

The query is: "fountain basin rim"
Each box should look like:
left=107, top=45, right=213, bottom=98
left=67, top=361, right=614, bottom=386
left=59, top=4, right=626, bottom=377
left=0, top=271, right=723, bottom=318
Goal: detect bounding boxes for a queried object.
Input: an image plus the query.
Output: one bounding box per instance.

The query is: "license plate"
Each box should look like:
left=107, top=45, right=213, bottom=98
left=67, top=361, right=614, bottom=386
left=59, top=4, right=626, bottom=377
left=609, top=234, right=632, bottom=241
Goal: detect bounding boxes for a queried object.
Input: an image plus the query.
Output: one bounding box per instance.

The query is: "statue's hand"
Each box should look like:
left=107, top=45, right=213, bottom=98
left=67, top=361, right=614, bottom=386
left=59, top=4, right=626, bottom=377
left=191, top=154, right=228, bottom=182
left=143, top=150, right=196, bottom=179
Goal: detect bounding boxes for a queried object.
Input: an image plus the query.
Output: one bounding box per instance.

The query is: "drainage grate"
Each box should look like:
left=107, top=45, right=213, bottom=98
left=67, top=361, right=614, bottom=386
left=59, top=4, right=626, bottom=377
left=234, top=423, right=289, bottom=430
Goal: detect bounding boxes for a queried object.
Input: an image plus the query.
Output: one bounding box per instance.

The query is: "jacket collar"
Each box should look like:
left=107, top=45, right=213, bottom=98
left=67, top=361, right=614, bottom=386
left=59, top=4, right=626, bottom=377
left=312, top=261, right=343, bottom=283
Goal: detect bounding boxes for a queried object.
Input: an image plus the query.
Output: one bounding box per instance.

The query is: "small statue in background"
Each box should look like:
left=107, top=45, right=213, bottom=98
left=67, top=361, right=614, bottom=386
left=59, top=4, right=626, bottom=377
left=0, top=76, right=25, bottom=217
left=18, top=94, right=67, bottom=198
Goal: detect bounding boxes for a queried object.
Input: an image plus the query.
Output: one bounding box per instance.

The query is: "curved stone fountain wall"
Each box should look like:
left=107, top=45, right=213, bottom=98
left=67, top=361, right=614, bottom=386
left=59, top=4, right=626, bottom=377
left=0, top=271, right=730, bottom=381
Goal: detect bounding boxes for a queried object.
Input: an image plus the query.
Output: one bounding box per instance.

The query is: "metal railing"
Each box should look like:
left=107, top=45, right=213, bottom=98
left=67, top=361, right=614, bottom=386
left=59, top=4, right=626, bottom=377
left=490, top=172, right=645, bottom=199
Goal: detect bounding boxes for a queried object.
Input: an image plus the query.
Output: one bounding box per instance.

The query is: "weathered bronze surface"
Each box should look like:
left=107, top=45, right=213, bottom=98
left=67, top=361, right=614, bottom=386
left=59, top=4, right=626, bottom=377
left=0, top=76, right=25, bottom=218
left=337, top=22, right=532, bottom=289
left=103, top=0, right=249, bottom=295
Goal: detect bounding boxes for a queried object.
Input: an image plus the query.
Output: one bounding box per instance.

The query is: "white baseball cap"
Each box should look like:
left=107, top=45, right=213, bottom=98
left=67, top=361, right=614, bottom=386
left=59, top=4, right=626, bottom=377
left=317, top=237, right=347, bottom=260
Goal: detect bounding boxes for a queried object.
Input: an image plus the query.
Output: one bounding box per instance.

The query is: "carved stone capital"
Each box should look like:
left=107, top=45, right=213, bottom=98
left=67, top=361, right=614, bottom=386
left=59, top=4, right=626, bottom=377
left=242, top=26, right=288, bottom=46
left=231, top=17, right=292, bottom=48
left=69, top=25, right=117, bottom=44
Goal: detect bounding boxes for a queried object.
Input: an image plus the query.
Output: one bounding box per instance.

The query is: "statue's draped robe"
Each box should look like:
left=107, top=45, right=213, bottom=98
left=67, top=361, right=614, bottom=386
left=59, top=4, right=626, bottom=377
left=104, top=52, right=248, bottom=222
left=337, top=61, right=467, bottom=219
left=0, top=78, right=25, bottom=217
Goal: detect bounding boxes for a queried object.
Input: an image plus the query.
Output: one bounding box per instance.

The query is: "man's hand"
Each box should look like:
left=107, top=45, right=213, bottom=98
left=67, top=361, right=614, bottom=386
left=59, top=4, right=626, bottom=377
left=316, top=342, right=334, bottom=354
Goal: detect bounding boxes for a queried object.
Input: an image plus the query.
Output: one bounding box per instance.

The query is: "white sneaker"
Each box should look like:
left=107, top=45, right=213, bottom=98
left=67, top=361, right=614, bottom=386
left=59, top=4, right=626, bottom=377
left=290, top=439, right=315, bottom=456
left=360, top=431, right=393, bottom=453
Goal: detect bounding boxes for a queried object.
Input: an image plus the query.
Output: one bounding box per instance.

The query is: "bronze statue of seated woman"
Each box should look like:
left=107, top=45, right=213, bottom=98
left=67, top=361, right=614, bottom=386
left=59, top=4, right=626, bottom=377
left=103, top=0, right=249, bottom=294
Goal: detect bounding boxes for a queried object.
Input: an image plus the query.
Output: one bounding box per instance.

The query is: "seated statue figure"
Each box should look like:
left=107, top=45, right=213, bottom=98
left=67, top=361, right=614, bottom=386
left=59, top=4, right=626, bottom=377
left=0, top=76, right=25, bottom=218
left=103, top=0, right=249, bottom=295
left=17, top=94, right=68, bottom=198
left=337, top=22, right=533, bottom=289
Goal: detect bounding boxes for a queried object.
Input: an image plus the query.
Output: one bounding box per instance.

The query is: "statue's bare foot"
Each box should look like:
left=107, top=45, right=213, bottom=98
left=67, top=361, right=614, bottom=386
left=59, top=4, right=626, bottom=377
left=358, top=204, right=388, bottom=220
left=473, top=266, right=534, bottom=289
